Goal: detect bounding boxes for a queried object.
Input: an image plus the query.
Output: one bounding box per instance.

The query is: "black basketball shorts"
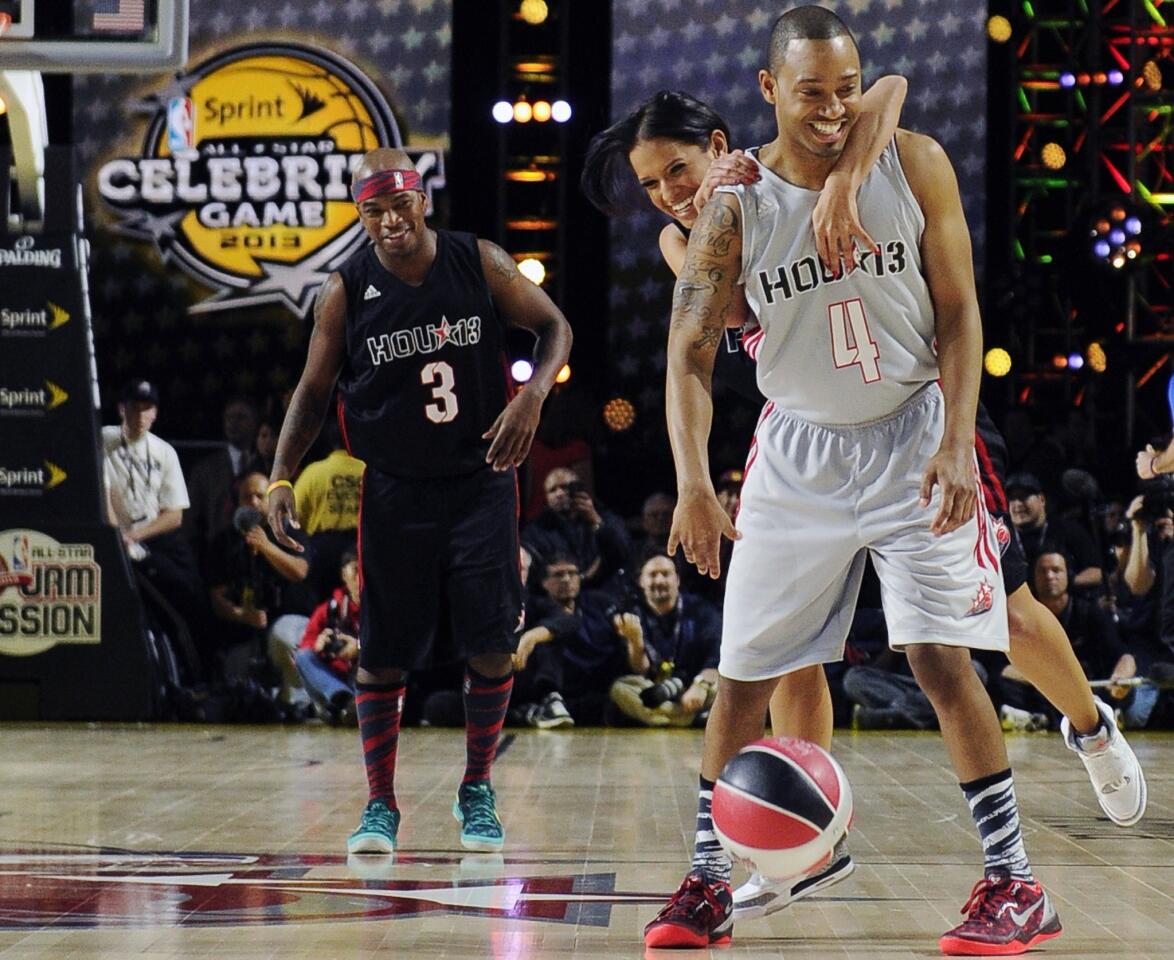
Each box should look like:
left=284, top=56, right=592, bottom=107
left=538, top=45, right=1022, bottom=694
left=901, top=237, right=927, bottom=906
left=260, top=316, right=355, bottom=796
left=356, top=465, right=522, bottom=671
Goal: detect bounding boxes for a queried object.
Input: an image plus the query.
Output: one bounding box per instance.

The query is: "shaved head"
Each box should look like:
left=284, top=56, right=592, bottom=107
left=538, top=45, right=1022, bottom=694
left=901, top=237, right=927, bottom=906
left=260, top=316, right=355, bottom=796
left=768, top=5, right=857, bottom=73
left=353, top=147, right=416, bottom=185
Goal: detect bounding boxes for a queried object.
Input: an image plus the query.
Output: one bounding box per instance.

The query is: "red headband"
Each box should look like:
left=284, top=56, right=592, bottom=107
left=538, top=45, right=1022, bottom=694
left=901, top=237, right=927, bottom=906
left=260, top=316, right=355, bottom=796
left=352, top=168, right=423, bottom=204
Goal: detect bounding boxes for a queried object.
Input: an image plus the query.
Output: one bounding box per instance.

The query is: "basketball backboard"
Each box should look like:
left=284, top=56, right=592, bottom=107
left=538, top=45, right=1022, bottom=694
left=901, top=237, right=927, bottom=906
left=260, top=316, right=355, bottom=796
left=0, top=0, right=188, bottom=72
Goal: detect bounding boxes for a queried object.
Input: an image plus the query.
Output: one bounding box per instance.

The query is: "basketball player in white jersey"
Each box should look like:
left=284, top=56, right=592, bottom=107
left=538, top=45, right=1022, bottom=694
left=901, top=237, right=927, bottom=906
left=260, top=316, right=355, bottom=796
left=644, top=9, right=1061, bottom=955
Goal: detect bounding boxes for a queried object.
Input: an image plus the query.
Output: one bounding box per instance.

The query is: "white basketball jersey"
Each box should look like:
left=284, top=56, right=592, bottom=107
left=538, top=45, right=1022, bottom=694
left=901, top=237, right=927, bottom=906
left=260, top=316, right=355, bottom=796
left=717, top=139, right=938, bottom=426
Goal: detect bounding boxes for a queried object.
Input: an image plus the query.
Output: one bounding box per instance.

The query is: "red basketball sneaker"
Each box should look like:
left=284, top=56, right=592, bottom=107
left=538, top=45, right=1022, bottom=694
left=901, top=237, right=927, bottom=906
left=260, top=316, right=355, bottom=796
left=643, top=872, right=734, bottom=948
left=939, top=870, right=1062, bottom=956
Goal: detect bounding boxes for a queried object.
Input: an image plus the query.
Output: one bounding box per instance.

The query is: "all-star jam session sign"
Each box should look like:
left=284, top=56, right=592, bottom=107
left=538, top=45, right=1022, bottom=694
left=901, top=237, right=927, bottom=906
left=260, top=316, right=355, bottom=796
left=96, top=42, right=445, bottom=317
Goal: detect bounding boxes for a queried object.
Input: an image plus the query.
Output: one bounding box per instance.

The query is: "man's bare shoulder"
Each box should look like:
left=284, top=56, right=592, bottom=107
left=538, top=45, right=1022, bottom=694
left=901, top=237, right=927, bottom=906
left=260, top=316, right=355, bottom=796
left=894, top=129, right=956, bottom=202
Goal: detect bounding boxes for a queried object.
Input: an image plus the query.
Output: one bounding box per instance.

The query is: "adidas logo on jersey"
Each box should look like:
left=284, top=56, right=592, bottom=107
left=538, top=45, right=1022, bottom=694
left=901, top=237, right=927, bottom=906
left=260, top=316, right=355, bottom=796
left=363, top=285, right=382, bottom=301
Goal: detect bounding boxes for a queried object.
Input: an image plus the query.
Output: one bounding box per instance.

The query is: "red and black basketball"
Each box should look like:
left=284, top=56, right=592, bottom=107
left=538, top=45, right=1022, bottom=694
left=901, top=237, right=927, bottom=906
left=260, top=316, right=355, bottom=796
left=712, top=736, right=853, bottom=881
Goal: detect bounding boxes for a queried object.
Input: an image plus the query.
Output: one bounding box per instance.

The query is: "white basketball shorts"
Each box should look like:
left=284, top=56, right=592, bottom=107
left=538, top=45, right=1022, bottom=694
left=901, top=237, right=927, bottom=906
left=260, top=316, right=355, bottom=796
left=720, top=383, right=1008, bottom=682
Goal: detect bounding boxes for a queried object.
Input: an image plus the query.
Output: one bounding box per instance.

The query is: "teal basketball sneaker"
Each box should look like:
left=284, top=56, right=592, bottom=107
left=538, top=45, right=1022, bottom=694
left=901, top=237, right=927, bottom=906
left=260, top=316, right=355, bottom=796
left=453, top=781, right=505, bottom=852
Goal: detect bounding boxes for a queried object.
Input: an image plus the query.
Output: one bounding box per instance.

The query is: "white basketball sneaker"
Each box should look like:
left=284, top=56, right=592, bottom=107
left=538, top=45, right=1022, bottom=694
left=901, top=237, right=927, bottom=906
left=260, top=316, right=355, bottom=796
left=733, top=839, right=854, bottom=920
left=1060, top=697, right=1147, bottom=827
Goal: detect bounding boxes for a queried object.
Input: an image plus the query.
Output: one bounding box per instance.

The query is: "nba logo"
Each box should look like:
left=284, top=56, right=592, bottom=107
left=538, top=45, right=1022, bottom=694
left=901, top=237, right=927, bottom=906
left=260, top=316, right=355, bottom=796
left=393, top=172, right=404, bottom=189
left=167, top=97, right=196, bottom=152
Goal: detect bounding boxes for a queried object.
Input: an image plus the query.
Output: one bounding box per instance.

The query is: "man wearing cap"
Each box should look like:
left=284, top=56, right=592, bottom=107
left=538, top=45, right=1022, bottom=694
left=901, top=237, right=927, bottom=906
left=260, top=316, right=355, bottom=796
left=102, top=379, right=206, bottom=664
left=266, top=147, right=572, bottom=856
left=1006, top=472, right=1102, bottom=590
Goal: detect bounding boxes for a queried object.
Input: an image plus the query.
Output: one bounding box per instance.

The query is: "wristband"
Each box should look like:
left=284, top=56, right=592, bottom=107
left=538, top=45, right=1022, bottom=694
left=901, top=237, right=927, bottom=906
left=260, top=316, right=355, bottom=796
left=267, top=479, right=294, bottom=495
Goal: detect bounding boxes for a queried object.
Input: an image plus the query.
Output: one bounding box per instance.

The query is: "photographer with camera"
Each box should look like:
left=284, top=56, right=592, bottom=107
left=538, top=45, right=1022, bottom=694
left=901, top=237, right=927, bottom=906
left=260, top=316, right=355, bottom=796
left=295, top=549, right=361, bottom=724
left=522, top=468, right=631, bottom=591
left=609, top=554, right=722, bottom=727
left=207, top=471, right=312, bottom=712
left=1007, top=473, right=1103, bottom=591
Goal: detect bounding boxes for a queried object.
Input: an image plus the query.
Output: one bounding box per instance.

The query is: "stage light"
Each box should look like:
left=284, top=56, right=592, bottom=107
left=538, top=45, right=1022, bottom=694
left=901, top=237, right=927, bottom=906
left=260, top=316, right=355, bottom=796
left=1087, top=342, right=1107, bottom=373
left=603, top=397, right=637, bottom=432
left=1059, top=72, right=1076, bottom=88
left=511, top=359, right=534, bottom=382
left=1068, top=353, right=1085, bottom=370
left=555, top=364, right=572, bottom=384
left=1143, top=59, right=1162, bottom=92
left=1090, top=205, right=1143, bottom=268
left=519, top=0, right=549, bottom=25
left=551, top=100, right=572, bottom=123
left=513, top=100, right=533, bottom=123
left=505, top=167, right=553, bottom=183
left=1109, top=228, right=1126, bottom=245
left=1125, top=216, right=1142, bottom=235
left=984, top=348, right=1012, bottom=378
left=517, top=257, right=546, bottom=285
left=987, top=15, right=1012, bottom=43
left=492, top=101, right=514, bottom=123
left=532, top=100, right=552, bottom=122
left=1108, top=69, right=1124, bottom=85
left=1053, top=354, right=1069, bottom=369
left=1041, top=142, right=1066, bottom=170
left=1093, top=239, right=1111, bottom=258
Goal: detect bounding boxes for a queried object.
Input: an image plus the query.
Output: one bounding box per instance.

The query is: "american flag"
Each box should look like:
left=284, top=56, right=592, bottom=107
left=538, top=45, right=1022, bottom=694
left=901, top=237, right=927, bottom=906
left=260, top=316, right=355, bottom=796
left=92, top=0, right=146, bottom=32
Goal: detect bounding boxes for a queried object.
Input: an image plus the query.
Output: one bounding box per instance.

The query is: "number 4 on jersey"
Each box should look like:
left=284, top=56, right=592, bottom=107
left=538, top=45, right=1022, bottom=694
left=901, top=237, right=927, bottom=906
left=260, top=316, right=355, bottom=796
left=421, top=361, right=459, bottom=423
left=828, top=298, right=882, bottom=383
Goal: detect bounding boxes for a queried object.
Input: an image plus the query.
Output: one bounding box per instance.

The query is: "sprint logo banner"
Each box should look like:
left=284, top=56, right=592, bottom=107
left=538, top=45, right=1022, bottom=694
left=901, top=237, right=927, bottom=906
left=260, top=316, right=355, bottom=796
left=0, top=382, right=69, bottom=417
left=0, top=463, right=68, bottom=497
left=96, top=42, right=446, bottom=318
left=0, top=302, right=70, bottom=337
left=0, top=530, right=101, bottom=656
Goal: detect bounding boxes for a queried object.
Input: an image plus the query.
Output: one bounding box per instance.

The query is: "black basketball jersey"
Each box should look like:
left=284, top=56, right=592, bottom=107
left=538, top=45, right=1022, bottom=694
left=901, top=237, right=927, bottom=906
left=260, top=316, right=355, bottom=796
left=335, top=230, right=510, bottom=478
left=975, top=400, right=1009, bottom=514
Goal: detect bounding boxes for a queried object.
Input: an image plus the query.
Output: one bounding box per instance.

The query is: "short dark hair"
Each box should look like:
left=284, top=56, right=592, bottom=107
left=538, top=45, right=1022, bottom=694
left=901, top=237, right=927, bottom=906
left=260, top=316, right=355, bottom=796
left=542, top=554, right=581, bottom=577
left=340, top=548, right=358, bottom=569
left=767, top=5, right=858, bottom=73
left=580, top=90, right=731, bottom=215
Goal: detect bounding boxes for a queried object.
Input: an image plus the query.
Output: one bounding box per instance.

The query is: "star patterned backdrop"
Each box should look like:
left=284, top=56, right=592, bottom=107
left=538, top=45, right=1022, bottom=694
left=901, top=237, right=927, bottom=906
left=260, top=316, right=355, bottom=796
left=71, top=0, right=451, bottom=441
left=606, top=0, right=988, bottom=465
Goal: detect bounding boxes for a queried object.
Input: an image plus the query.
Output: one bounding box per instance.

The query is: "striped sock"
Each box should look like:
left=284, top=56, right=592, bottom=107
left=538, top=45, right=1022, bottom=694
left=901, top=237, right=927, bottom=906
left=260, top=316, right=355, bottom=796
left=691, top=776, right=731, bottom=883
left=960, top=769, right=1033, bottom=882
left=356, top=680, right=406, bottom=809
left=462, top=667, right=513, bottom=784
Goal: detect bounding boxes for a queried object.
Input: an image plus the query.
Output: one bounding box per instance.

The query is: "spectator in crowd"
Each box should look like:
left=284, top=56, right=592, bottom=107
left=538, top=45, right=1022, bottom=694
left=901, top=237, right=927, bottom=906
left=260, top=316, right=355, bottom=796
left=103, top=378, right=207, bottom=672
left=295, top=549, right=361, bottom=724
left=293, top=417, right=364, bottom=599
left=629, top=492, right=676, bottom=562
left=254, top=415, right=281, bottom=478
left=521, top=384, right=597, bottom=521
left=999, top=550, right=1136, bottom=727
left=1007, top=472, right=1102, bottom=590
left=207, top=471, right=312, bottom=709
left=842, top=649, right=941, bottom=730
left=609, top=554, right=720, bottom=727
left=185, top=397, right=261, bottom=570
left=523, top=467, right=631, bottom=591
left=511, top=555, right=638, bottom=727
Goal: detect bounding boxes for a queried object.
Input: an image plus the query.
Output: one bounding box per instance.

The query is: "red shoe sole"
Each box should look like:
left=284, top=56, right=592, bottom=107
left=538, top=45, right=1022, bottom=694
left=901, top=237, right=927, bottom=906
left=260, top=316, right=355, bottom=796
left=939, top=927, right=1063, bottom=956
left=644, top=925, right=732, bottom=949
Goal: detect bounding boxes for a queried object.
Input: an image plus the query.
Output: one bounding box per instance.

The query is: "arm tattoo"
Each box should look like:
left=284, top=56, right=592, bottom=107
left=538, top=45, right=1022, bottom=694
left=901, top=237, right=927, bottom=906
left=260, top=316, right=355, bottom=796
left=671, top=198, right=740, bottom=356
left=484, top=242, right=520, bottom=286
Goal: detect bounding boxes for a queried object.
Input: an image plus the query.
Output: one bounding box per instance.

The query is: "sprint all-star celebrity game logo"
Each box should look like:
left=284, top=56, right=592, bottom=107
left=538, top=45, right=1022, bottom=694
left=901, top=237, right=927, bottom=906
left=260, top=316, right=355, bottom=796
left=97, top=42, right=444, bottom=317
left=0, top=530, right=101, bottom=657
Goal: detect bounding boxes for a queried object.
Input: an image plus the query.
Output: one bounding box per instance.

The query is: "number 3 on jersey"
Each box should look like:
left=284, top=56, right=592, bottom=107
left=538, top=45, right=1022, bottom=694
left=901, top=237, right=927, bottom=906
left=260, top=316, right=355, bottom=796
left=421, top=361, right=459, bottom=423
left=828, top=298, right=882, bottom=383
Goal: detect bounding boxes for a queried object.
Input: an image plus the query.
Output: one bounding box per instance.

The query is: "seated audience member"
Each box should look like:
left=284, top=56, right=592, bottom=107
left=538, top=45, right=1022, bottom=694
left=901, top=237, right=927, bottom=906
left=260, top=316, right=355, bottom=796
left=628, top=492, right=676, bottom=561
left=999, top=549, right=1136, bottom=727
left=295, top=550, right=360, bottom=724
left=103, top=379, right=207, bottom=671
left=254, top=415, right=281, bottom=478
left=293, top=418, right=364, bottom=599
left=1007, top=472, right=1102, bottom=590
left=184, top=397, right=261, bottom=569
left=511, top=555, right=637, bottom=727
left=523, top=467, right=630, bottom=591
left=206, top=471, right=312, bottom=703
left=608, top=554, right=720, bottom=727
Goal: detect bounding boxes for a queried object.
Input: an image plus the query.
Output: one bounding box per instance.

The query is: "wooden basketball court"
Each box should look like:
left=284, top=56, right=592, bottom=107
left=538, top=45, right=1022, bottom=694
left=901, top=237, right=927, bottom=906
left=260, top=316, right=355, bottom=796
left=0, top=724, right=1169, bottom=959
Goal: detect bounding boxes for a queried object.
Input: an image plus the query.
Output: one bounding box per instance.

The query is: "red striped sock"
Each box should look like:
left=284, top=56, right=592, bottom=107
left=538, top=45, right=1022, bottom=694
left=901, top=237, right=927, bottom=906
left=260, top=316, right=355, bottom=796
left=462, top=667, right=513, bottom=784
left=356, top=680, right=406, bottom=808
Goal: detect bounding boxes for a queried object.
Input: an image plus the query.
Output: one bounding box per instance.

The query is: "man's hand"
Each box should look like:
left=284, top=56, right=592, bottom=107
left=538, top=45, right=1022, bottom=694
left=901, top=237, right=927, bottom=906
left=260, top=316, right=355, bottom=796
left=920, top=444, right=976, bottom=536
left=266, top=485, right=303, bottom=551
left=668, top=486, right=740, bottom=578
left=1136, top=444, right=1161, bottom=480
left=612, top=612, right=643, bottom=647
left=1126, top=494, right=1146, bottom=524
left=243, top=526, right=269, bottom=555
left=241, top=605, right=268, bottom=630
left=483, top=389, right=543, bottom=471
left=692, top=150, right=759, bottom=215
left=680, top=683, right=708, bottom=714
left=572, top=491, right=603, bottom=527
left=813, top=171, right=879, bottom=278
left=512, top=626, right=546, bottom=671
left=338, top=635, right=360, bottom=661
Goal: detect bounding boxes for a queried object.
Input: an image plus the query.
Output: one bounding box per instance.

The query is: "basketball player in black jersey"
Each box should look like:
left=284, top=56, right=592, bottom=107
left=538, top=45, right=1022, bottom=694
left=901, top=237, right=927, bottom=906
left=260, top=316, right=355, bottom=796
left=267, top=148, right=572, bottom=855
